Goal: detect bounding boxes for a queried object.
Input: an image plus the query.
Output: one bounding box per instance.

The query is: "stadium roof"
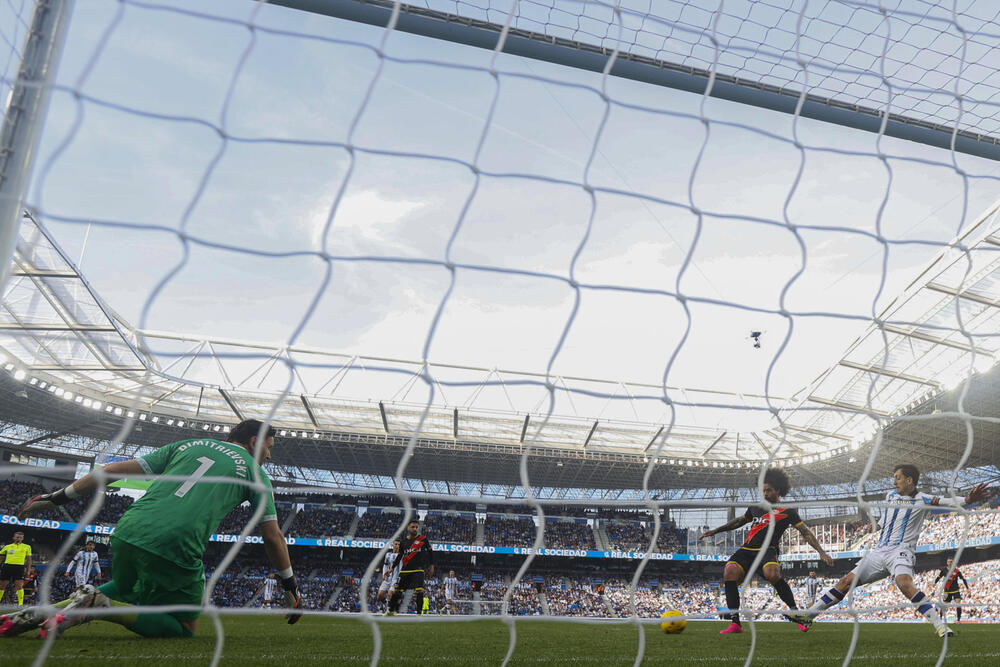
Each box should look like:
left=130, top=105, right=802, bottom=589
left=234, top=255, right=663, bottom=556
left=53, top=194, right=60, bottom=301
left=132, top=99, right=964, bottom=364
left=2, top=208, right=1000, bottom=490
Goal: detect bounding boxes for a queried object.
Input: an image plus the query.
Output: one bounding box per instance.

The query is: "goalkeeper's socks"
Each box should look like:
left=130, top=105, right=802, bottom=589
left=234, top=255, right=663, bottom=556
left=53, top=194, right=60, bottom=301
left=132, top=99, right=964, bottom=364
left=723, top=581, right=741, bottom=624
left=130, top=613, right=193, bottom=638
left=17, top=589, right=24, bottom=605
left=809, top=587, right=845, bottom=613
left=772, top=578, right=798, bottom=611
left=910, top=592, right=944, bottom=629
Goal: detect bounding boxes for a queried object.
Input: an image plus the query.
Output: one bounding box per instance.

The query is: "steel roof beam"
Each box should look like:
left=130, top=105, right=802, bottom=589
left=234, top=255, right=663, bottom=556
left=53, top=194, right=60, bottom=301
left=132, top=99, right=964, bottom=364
left=700, top=430, right=727, bottom=458
left=807, top=395, right=890, bottom=417
left=925, top=281, right=1000, bottom=310
left=300, top=395, right=319, bottom=428
left=218, top=388, right=244, bottom=421
left=379, top=401, right=389, bottom=433
left=780, top=424, right=852, bottom=441
left=880, top=323, right=975, bottom=352
left=838, top=360, right=942, bottom=387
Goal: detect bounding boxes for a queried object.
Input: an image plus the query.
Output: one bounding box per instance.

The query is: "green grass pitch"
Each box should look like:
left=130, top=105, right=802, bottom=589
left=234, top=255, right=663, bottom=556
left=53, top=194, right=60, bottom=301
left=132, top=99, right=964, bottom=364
left=3, top=616, right=999, bottom=665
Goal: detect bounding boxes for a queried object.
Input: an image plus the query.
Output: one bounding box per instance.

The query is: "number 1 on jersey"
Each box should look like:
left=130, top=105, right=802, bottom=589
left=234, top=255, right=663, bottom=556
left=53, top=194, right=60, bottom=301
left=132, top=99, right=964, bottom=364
left=174, top=456, right=215, bottom=498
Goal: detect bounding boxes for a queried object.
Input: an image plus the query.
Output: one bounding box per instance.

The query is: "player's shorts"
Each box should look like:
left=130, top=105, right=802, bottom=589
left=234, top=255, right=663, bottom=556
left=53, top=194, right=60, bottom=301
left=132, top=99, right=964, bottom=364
left=73, top=573, right=90, bottom=588
left=726, top=547, right=779, bottom=576
left=0, top=563, right=26, bottom=581
left=944, top=590, right=962, bottom=602
left=102, top=536, right=204, bottom=623
left=445, top=591, right=456, bottom=602
left=850, top=545, right=914, bottom=585
left=395, top=569, right=425, bottom=592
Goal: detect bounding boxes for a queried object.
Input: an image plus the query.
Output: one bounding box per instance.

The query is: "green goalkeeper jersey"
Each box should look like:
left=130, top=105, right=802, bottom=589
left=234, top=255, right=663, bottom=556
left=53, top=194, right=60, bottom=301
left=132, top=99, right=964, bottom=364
left=113, top=438, right=277, bottom=570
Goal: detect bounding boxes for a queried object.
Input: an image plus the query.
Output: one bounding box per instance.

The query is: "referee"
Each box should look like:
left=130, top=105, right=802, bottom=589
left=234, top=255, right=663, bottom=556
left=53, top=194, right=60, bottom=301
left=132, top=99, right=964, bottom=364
left=0, top=531, right=33, bottom=606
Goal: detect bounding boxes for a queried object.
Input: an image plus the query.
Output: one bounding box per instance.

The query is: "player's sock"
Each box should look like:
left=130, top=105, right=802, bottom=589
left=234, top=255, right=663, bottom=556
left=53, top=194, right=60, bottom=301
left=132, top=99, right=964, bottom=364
left=17, top=589, right=24, bottom=605
left=772, top=578, right=798, bottom=611
left=911, top=592, right=944, bottom=629
left=91, top=598, right=193, bottom=638
left=387, top=591, right=402, bottom=614
left=724, top=581, right=741, bottom=625
left=414, top=591, right=424, bottom=615
left=956, top=606, right=962, bottom=623
left=129, top=613, right=193, bottom=638
left=808, top=587, right=845, bottom=614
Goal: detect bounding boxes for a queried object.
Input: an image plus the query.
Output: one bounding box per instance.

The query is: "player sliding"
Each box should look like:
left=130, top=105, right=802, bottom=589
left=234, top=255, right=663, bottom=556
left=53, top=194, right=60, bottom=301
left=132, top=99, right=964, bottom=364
left=699, top=468, right=833, bottom=634
left=0, top=419, right=302, bottom=639
left=804, top=464, right=989, bottom=637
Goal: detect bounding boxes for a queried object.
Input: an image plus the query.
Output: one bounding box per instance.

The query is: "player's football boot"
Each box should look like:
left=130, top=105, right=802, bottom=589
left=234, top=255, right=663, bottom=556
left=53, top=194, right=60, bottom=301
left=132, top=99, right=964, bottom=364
left=0, top=607, right=48, bottom=637
left=786, top=612, right=813, bottom=631
left=937, top=625, right=956, bottom=638
left=39, top=585, right=109, bottom=639
left=719, top=622, right=743, bottom=634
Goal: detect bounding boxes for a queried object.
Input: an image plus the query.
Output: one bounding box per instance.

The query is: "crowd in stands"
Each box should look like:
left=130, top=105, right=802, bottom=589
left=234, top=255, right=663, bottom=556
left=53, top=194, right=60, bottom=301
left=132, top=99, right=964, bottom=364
left=484, top=516, right=537, bottom=547
left=918, top=508, right=1000, bottom=546
left=423, top=514, right=476, bottom=544
left=354, top=511, right=403, bottom=538
left=544, top=521, right=595, bottom=549
left=286, top=507, right=354, bottom=538
left=604, top=520, right=685, bottom=552
left=0, top=478, right=60, bottom=519
left=87, top=491, right=134, bottom=525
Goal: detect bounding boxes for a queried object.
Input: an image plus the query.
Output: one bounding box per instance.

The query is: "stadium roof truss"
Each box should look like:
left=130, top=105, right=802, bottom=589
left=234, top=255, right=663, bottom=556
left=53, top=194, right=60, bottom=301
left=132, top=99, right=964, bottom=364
left=1, top=206, right=1000, bottom=490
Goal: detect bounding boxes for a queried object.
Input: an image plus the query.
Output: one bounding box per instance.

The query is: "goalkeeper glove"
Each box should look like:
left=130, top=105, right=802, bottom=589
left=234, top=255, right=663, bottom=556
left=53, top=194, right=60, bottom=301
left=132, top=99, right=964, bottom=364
left=18, top=488, right=74, bottom=519
left=280, top=575, right=303, bottom=625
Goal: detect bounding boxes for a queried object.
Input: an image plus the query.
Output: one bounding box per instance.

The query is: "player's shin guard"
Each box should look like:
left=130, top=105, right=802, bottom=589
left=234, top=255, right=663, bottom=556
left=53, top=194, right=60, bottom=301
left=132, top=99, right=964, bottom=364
left=911, top=592, right=944, bottom=629
left=724, top=581, right=741, bottom=625
left=808, top=587, right=845, bottom=615
left=772, top=578, right=798, bottom=611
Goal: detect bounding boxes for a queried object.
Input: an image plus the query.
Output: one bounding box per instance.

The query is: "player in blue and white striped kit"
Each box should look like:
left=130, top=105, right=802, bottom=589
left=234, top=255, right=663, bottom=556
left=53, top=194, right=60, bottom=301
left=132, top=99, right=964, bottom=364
left=802, top=464, right=989, bottom=637
left=65, top=542, right=101, bottom=589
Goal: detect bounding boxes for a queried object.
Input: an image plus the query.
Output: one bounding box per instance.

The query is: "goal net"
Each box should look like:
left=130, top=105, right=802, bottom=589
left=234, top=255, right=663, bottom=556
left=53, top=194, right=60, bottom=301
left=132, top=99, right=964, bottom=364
left=1, top=0, right=999, bottom=664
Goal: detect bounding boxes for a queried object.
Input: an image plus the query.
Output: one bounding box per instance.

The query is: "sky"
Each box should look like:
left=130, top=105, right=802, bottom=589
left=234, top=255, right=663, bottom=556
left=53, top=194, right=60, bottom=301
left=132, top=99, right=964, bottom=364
left=8, top=0, right=1000, bottom=434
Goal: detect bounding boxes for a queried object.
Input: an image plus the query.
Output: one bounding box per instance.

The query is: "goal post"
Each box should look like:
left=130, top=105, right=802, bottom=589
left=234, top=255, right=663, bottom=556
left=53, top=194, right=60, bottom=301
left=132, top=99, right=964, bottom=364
left=0, top=0, right=75, bottom=291
left=271, top=0, right=1000, bottom=162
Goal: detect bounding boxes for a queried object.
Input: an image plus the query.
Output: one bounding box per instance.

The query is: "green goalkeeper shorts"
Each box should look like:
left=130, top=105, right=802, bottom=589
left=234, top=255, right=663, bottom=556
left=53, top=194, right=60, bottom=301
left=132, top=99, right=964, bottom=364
left=107, top=536, right=205, bottom=622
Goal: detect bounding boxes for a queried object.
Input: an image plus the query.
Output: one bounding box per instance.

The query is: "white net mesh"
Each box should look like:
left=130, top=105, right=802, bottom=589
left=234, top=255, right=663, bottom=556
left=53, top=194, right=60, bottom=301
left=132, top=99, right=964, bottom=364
left=1, top=0, right=1000, bottom=665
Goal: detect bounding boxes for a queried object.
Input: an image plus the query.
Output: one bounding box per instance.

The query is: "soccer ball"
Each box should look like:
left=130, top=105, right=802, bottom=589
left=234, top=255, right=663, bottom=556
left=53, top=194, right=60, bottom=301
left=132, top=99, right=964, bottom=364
left=660, top=609, right=686, bottom=634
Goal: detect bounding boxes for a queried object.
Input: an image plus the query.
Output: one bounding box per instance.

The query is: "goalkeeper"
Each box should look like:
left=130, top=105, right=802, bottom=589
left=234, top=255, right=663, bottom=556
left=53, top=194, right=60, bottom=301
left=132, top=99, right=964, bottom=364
left=0, top=419, right=302, bottom=639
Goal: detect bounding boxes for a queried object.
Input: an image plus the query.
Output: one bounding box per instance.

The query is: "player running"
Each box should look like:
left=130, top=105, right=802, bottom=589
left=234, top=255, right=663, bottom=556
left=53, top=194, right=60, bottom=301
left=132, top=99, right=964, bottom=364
left=66, top=542, right=102, bottom=588
left=443, top=570, right=459, bottom=614
left=804, top=571, right=821, bottom=605
left=934, top=557, right=969, bottom=624
left=376, top=540, right=400, bottom=610
left=804, top=464, right=988, bottom=637
left=0, top=532, right=32, bottom=606
left=386, top=520, right=434, bottom=616
left=0, top=419, right=303, bottom=639
left=699, top=468, right=833, bottom=634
